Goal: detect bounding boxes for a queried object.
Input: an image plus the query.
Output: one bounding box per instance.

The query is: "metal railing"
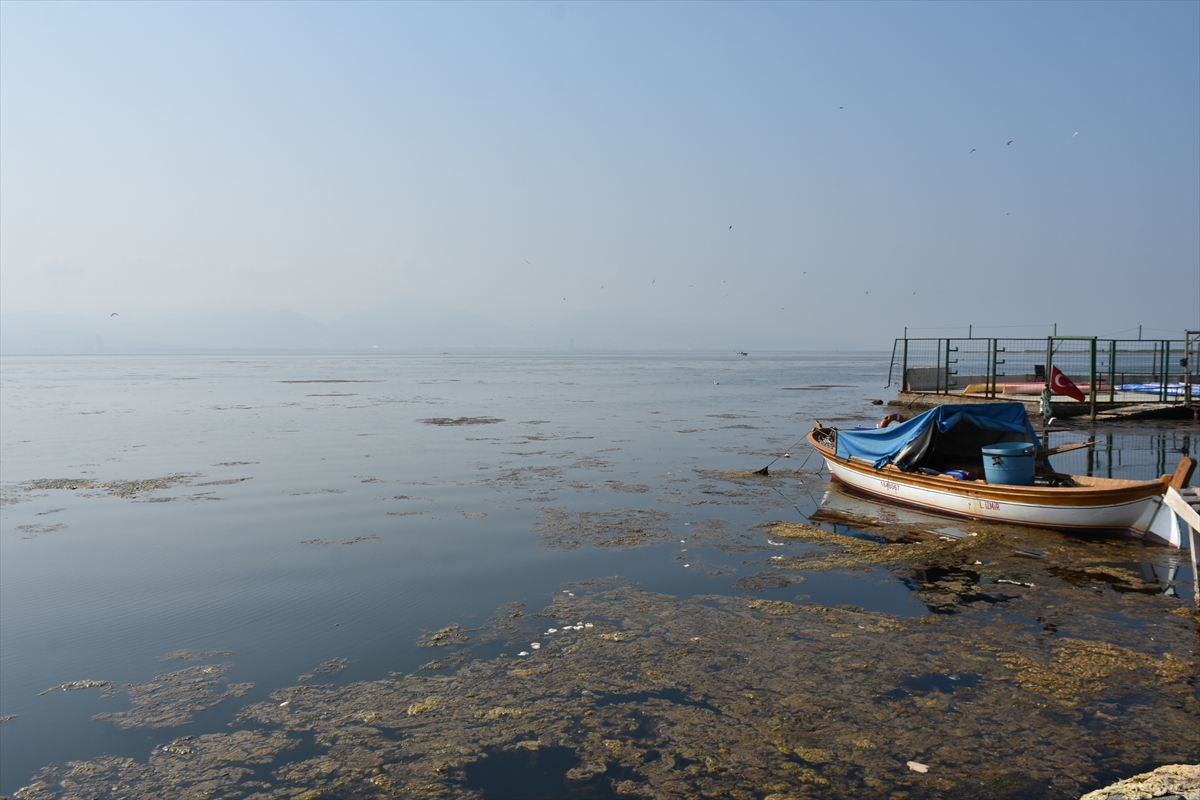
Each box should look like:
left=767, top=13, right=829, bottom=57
left=887, top=335, right=1199, bottom=409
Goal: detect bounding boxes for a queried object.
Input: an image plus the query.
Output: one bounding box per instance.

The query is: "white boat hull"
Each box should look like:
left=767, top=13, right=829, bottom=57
left=821, top=456, right=1183, bottom=548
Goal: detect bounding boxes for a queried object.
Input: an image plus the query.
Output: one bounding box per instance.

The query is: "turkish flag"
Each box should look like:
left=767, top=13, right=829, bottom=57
left=1050, top=366, right=1086, bottom=402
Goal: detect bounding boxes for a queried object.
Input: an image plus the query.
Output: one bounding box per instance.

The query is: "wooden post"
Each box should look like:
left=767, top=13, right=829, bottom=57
left=1170, top=457, right=1196, bottom=490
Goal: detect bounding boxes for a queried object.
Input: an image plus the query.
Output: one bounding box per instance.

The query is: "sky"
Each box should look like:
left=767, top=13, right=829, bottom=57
left=1, top=1, right=1197, bottom=348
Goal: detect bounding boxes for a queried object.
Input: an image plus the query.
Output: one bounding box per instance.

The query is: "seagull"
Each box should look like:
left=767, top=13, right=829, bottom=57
left=524, top=259, right=531, bottom=265
left=728, top=225, right=732, bottom=230
left=110, top=312, right=119, bottom=317
left=970, top=148, right=977, bottom=153
left=1007, top=140, right=1013, bottom=145
left=1073, top=132, right=1079, bottom=137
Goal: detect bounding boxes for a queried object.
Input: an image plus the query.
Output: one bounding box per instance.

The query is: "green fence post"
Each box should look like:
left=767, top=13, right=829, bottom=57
left=1162, top=341, right=1171, bottom=403
left=1108, top=341, right=1116, bottom=403
left=1089, top=338, right=1097, bottom=420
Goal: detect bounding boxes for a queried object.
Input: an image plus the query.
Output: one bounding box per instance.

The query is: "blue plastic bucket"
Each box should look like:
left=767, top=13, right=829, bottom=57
left=981, top=442, right=1036, bottom=486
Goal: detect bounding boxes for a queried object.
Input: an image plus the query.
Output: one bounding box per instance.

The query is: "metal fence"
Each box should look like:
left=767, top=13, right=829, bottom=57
left=887, top=334, right=1200, bottom=406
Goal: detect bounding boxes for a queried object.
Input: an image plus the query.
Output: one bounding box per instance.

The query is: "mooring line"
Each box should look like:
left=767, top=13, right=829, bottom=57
left=770, top=484, right=810, bottom=521
left=752, top=434, right=813, bottom=476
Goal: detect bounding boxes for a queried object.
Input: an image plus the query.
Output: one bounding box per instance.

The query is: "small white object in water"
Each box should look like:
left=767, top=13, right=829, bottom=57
left=584, top=623, right=593, bottom=628
left=568, top=592, right=575, bottom=596
left=547, top=628, right=558, bottom=634
left=767, top=539, right=784, bottom=546
left=530, top=643, right=541, bottom=650
left=279, top=701, right=290, bottom=707
left=680, top=539, right=686, bottom=543
left=907, top=761, right=929, bottom=773
left=691, top=637, right=700, bottom=641
left=684, top=564, right=690, bottom=568
left=518, top=651, right=529, bottom=657
left=783, top=453, right=790, bottom=458
left=770, top=556, right=784, bottom=560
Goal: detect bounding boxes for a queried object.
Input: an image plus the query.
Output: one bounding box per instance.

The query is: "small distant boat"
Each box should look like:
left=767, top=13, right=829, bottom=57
left=807, top=403, right=1192, bottom=547
left=736, top=351, right=748, bottom=357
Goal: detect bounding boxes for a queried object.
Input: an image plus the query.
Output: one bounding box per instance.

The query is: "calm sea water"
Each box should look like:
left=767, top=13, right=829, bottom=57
left=0, top=352, right=1193, bottom=794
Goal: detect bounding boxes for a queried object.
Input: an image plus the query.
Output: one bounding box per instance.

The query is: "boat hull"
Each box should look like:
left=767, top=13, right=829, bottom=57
left=807, top=431, right=1178, bottom=545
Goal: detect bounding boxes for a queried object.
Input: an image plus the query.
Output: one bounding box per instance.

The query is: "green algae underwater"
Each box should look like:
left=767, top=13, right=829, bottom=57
left=12, top=486, right=1200, bottom=800
left=1, top=354, right=1197, bottom=799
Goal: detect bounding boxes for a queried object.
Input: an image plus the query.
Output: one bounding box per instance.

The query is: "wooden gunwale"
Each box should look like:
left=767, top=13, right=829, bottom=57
left=806, top=430, right=1167, bottom=508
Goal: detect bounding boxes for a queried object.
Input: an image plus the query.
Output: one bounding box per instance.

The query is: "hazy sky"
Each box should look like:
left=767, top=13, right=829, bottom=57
left=2, top=1, right=1197, bottom=347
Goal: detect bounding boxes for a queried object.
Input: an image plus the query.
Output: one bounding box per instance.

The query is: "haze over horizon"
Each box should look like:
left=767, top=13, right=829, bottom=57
left=2, top=1, right=1197, bottom=350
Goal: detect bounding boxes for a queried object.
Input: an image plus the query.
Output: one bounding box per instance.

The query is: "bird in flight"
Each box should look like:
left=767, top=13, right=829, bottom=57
left=728, top=226, right=732, bottom=230
left=1073, top=132, right=1079, bottom=137
left=970, top=148, right=977, bottom=153
left=110, top=312, right=119, bottom=317
left=1007, top=140, right=1013, bottom=145
left=524, top=259, right=531, bottom=265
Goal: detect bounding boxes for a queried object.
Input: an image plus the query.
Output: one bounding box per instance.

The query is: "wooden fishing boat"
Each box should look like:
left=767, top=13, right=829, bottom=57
left=806, top=403, right=1193, bottom=547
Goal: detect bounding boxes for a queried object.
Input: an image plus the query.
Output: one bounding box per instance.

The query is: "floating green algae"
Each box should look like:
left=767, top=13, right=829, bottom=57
left=17, top=570, right=1197, bottom=799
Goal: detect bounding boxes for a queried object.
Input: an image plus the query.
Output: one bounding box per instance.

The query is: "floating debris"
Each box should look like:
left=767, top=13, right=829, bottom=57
left=418, top=417, right=505, bottom=426
left=534, top=507, right=674, bottom=550
left=420, top=623, right=469, bottom=647
left=312, top=658, right=354, bottom=676
left=300, top=534, right=380, bottom=546
left=160, top=649, right=233, bottom=662
left=733, top=572, right=804, bottom=592
left=38, top=680, right=116, bottom=698
left=93, top=662, right=252, bottom=729
left=907, top=760, right=929, bottom=773
left=605, top=481, right=651, bottom=494
left=20, top=474, right=197, bottom=499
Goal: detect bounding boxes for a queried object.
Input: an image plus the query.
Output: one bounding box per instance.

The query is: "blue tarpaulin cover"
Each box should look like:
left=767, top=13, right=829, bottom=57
left=834, top=403, right=1040, bottom=470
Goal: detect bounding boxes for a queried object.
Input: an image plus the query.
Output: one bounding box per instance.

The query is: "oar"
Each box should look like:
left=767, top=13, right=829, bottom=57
left=1042, top=438, right=1094, bottom=457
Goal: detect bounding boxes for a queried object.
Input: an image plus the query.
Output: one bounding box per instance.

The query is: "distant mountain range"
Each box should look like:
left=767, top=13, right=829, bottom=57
left=0, top=299, right=816, bottom=353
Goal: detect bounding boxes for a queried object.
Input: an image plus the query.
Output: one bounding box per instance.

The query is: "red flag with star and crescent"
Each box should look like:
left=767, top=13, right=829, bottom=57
left=1050, top=366, right=1086, bottom=402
